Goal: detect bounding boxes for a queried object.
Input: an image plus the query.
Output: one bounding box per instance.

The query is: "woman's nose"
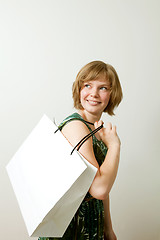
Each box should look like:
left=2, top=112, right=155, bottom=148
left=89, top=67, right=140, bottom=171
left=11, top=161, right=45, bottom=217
left=90, top=87, right=99, bottom=97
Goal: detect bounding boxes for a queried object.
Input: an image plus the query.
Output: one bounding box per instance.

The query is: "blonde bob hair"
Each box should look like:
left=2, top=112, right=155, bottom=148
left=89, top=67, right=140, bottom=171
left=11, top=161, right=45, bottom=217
left=72, top=60, right=123, bottom=115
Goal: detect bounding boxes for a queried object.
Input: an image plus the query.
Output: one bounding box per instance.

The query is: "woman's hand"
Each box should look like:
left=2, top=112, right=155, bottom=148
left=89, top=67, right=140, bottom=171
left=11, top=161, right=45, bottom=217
left=94, top=121, right=121, bottom=149
left=104, top=228, right=117, bottom=240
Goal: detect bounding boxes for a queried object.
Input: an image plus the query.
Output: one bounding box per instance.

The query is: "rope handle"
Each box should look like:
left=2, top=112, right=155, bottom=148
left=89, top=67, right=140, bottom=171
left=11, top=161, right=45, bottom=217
left=70, top=124, right=103, bottom=155
left=54, top=119, right=103, bottom=155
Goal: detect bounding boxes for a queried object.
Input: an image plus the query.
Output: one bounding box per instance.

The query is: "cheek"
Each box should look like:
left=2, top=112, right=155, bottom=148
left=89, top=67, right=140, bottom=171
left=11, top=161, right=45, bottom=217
left=101, top=93, right=110, bottom=104
left=80, top=89, right=88, bottom=100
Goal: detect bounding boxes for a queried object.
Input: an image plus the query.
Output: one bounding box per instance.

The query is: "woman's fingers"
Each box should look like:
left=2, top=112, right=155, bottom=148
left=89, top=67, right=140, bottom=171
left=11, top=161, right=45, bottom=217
left=94, top=121, right=120, bottom=147
left=94, top=121, right=118, bottom=137
left=106, top=123, right=117, bottom=133
left=95, top=121, right=116, bottom=132
left=112, top=125, right=117, bottom=132
left=94, top=120, right=104, bottom=128
left=106, top=122, right=112, bottom=130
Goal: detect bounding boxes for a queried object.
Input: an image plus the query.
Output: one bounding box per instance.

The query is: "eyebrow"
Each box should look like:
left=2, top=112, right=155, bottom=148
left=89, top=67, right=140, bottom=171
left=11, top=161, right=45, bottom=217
left=86, top=81, right=110, bottom=87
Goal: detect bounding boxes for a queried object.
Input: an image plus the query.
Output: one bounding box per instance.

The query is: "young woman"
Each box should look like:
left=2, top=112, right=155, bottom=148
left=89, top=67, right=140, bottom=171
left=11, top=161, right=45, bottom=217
left=39, top=60, right=123, bottom=240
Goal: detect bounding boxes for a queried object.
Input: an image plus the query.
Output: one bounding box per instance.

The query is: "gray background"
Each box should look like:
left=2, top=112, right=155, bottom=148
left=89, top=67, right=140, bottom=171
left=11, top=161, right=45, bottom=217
left=0, top=0, right=160, bottom=239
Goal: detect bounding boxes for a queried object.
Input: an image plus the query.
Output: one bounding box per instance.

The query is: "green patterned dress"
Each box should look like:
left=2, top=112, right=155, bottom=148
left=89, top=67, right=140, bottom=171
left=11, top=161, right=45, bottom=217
left=38, top=113, right=107, bottom=240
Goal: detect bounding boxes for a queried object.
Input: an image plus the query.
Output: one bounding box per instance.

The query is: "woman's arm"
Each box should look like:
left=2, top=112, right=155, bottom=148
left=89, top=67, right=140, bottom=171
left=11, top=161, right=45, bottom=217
left=62, top=120, right=120, bottom=200
left=103, top=196, right=117, bottom=240
left=89, top=121, right=120, bottom=199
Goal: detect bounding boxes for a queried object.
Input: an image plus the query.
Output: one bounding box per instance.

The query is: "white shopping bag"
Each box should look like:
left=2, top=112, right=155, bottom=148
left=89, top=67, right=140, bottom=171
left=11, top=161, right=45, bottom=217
left=6, top=114, right=97, bottom=237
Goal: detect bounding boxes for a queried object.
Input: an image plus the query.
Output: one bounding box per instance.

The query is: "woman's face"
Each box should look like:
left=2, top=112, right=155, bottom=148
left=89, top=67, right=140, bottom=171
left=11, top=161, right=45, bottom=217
left=80, top=75, right=111, bottom=117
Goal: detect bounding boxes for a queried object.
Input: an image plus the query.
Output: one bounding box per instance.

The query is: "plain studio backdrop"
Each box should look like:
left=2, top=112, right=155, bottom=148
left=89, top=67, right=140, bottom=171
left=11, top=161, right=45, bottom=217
left=0, top=0, right=160, bottom=239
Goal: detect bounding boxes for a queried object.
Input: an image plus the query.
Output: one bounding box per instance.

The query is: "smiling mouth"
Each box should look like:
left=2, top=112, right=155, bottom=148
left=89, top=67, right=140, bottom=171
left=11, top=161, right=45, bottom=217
left=87, top=100, right=101, bottom=105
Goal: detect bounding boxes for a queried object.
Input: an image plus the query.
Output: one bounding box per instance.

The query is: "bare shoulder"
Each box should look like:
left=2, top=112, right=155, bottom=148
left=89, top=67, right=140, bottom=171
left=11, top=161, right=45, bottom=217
left=61, top=120, right=99, bottom=168
left=61, top=120, right=90, bottom=146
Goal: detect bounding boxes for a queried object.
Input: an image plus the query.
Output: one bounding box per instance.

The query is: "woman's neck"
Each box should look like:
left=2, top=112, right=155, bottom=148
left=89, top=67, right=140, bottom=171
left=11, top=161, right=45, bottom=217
left=77, top=110, right=102, bottom=124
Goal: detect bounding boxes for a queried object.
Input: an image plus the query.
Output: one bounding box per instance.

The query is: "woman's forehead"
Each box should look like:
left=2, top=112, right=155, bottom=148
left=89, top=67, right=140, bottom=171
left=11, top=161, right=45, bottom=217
left=84, top=76, right=110, bottom=85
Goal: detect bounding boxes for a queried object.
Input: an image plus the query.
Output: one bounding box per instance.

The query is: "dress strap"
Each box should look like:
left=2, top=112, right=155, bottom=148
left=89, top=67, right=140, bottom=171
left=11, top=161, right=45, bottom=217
left=54, top=117, right=94, bottom=133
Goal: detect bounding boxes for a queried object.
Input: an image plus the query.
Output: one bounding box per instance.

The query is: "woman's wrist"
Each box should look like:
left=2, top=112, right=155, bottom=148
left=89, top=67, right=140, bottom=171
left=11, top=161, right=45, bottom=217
left=104, top=218, right=113, bottom=231
left=104, top=225, right=114, bottom=237
left=107, top=143, right=121, bottom=152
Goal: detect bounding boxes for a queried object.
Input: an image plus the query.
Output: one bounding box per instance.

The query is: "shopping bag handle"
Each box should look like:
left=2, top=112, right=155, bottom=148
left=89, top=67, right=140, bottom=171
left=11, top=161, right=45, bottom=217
left=70, top=123, right=103, bottom=155
left=54, top=119, right=103, bottom=155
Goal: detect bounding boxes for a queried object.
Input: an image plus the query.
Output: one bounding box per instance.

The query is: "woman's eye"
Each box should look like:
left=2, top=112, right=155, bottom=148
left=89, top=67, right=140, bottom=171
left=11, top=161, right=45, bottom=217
left=100, top=87, right=107, bottom=90
left=84, top=84, right=90, bottom=88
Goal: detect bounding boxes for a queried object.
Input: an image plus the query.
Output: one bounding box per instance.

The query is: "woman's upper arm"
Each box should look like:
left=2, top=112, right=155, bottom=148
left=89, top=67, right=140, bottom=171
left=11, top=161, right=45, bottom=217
left=61, top=120, right=109, bottom=200
left=61, top=120, right=100, bottom=169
